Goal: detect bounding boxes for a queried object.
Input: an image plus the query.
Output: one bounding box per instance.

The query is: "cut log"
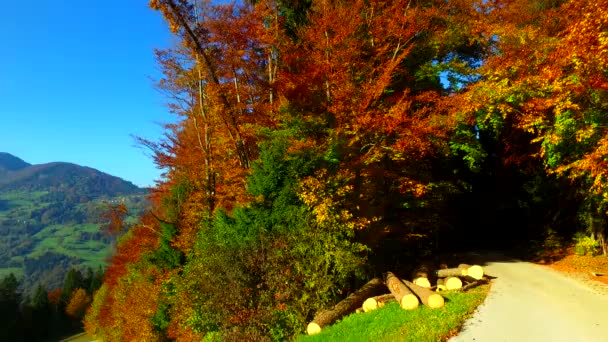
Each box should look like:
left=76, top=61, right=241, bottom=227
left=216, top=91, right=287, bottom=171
left=437, top=277, right=462, bottom=291
left=436, top=280, right=447, bottom=292
left=458, top=264, right=484, bottom=280
left=385, top=272, right=419, bottom=310
left=362, top=294, right=395, bottom=312
left=306, top=278, right=385, bottom=335
left=402, top=279, right=445, bottom=308
left=362, top=298, right=377, bottom=312
left=412, top=263, right=433, bottom=279
left=413, top=277, right=431, bottom=288
left=373, top=294, right=395, bottom=303
left=436, top=264, right=484, bottom=280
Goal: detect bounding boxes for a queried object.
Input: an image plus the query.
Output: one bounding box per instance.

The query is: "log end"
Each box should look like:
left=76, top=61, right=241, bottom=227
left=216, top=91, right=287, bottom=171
left=427, top=293, right=445, bottom=309
left=446, top=277, right=463, bottom=290
left=400, top=294, right=419, bottom=310
left=467, top=265, right=484, bottom=280
left=362, top=298, right=378, bottom=312
left=413, top=277, right=431, bottom=288
left=307, top=322, right=322, bottom=335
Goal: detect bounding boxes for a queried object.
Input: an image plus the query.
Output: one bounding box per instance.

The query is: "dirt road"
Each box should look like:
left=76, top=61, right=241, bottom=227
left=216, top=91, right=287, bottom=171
left=451, top=255, right=608, bottom=342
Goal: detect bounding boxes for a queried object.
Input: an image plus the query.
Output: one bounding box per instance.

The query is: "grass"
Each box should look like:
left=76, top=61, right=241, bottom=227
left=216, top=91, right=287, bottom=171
left=298, top=284, right=490, bottom=342
left=0, top=267, right=24, bottom=278
left=0, top=191, right=50, bottom=219
left=28, top=223, right=112, bottom=267
left=0, top=190, right=143, bottom=285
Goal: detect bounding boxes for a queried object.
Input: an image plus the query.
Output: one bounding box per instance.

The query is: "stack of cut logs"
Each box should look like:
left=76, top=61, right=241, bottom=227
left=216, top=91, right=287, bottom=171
left=306, top=264, right=485, bottom=335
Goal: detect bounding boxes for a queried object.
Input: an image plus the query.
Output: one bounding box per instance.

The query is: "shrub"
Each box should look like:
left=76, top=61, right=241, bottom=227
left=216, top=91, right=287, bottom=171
left=175, top=139, right=368, bottom=340
left=573, top=232, right=600, bottom=256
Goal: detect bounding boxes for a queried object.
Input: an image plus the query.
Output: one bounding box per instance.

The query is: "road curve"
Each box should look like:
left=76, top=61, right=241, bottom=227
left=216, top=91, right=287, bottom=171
left=450, top=257, right=608, bottom=342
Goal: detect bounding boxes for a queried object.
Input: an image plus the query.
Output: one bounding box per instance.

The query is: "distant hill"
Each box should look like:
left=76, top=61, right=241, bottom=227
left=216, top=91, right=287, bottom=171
left=0, top=152, right=31, bottom=172
left=0, top=153, right=149, bottom=291
left=0, top=154, right=142, bottom=197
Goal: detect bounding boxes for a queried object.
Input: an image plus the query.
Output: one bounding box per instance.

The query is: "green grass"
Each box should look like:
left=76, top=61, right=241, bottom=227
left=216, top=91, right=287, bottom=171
left=0, top=191, right=49, bottom=202
left=29, top=223, right=112, bottom=267
left=0, top=191, right=50, bottom=215
left=298, top=284, right=490, bottom=342
left=0, top=267, right=24, bottom=278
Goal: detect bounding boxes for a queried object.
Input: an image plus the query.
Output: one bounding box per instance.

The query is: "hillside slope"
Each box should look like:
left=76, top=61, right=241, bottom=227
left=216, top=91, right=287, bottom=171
left=0, top=152, right=31, bottom=172
left=0, top=153, right=148, bottom=291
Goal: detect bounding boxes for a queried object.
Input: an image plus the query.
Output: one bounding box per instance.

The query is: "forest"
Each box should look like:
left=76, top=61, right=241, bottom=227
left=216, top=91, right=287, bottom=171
left=0, top=268, right=103, bottom=341
left=84, top=0, right=608, bottom=340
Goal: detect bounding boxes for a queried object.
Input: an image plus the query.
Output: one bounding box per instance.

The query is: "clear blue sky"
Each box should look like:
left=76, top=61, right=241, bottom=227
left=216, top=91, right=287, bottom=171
left=0, top=1, right=176, bottom=188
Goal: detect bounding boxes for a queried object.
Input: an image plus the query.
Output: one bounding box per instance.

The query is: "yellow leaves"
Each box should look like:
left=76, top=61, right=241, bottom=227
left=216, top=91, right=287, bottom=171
left=66, top=288, right=91, bottom=319
left=298, top=169, right=373, bottom=231
left=576, top=126, right=595, bottom=143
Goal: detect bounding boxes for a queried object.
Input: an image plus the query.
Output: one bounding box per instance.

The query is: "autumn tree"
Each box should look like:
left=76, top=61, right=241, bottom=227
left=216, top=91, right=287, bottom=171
left=86, top=0, right=599, bottom=340
left=460, top=0, right=608, bottom=246
left=65, top=288, right=90, bottom=319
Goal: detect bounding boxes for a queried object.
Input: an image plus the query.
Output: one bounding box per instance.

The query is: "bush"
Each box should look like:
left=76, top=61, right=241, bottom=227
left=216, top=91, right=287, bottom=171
left=175, top=139, right=368, bottom=340
left=573, top=232, right=600, bottom=256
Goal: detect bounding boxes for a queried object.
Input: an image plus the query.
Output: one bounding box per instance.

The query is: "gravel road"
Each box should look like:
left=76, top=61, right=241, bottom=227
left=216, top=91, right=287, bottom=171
left=450, top=255, right=608, bottom=342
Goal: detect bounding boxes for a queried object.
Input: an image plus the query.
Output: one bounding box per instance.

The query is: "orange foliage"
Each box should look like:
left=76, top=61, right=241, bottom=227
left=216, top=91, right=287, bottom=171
left=464, top=0, right=608, bottom=202
left=101, top=202, right=128, bottom=235
left=103, top=212, right=160, bottom=288
left=92, top=272, right=163, bottom=341
left=47, top=288, right=62, bottom=305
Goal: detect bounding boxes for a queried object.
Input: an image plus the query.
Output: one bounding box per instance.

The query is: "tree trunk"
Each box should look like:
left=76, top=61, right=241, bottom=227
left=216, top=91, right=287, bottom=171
left=436, top=277, right=462, bottom=291
left=307, top=278, right=385, bottom=335
left=436, top=264, right=484, bottom=280
left=385, top=272, right=419, bottom=310
left=591, top=214, right=607, bottom=256
left=402, top=279, right=445, bottom=308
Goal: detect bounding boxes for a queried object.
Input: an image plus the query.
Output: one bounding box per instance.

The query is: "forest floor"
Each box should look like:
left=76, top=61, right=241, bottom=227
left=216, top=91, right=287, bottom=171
left=534, top=247, right=608, bottom=290
left=449, top=251, right=608, bottom=342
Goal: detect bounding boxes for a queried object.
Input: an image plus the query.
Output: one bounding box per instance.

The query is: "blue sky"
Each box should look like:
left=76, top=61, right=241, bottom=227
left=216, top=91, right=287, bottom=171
left=0, top=1, right=176, bottom=187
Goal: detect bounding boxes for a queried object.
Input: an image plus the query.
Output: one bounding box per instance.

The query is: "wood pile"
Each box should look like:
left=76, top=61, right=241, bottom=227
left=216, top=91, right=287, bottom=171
left=306, top=264, right=487, bottom=335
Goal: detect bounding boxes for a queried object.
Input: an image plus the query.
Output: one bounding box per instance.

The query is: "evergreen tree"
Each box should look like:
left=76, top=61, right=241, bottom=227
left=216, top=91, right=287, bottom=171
left=30, top=285, right=51, bottom=341
left=0, top=273, right=21, bottom=341
left=61, top=268, right=83, bottom=305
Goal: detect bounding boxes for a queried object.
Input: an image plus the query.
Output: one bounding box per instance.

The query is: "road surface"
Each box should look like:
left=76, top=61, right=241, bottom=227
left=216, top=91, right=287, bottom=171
left=451, top=255, right=608, bottom=342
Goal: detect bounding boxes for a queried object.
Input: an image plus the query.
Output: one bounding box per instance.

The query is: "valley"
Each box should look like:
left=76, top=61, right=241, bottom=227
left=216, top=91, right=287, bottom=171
left=0, top=153, right=148, bottom=291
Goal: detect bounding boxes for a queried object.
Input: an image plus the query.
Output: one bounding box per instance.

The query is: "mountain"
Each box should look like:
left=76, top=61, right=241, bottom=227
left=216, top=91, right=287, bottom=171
left=0, top=152, right=31, bottom=172
left=0, top=155, right=142, bottom=197
left=0, top=153, right=148, bottom=291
